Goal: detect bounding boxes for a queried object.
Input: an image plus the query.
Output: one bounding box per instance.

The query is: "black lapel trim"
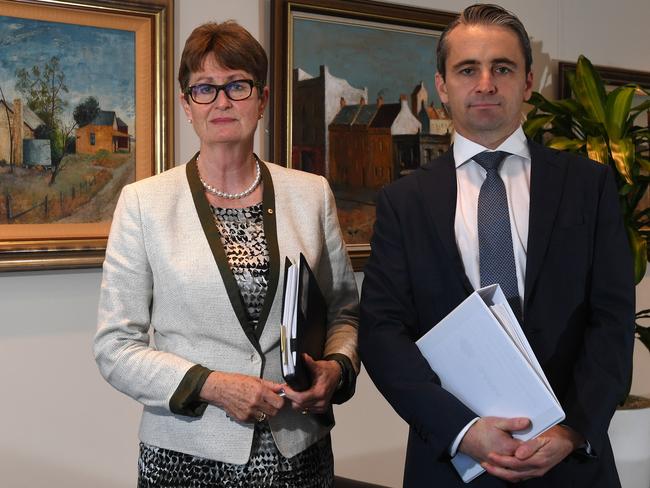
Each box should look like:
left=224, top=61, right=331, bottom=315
left=253, top=159, right=279, bottom=341
left=418, top=150, right=473, bottom=294
left=186, top=155, right=261, bottom=353
left=524, top=140, right=566, bottom=314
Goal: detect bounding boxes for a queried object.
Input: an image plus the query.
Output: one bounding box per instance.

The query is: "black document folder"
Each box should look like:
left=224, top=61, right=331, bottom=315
left=280, top=253, right=327, bottom=391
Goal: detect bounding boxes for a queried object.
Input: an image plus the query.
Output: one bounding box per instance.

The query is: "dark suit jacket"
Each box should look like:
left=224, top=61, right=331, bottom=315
left=359, top=140, right=635, bottom=487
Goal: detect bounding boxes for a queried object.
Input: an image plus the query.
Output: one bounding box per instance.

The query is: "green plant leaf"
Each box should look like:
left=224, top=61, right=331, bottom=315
left=573, top=56, right=607, bottom=124
left=523, top=114, right=554, bottom=138
left=605, top=86, right=635, bottom=139
left=579, top=117, right=607, bottom=139
left=529, top=55, right=649, bottom=295
left=627, top=227, right=648, bottom=284
left=527, top=92, right=584, bottom=117
left=586, top=135, right=608, bottom=164
left=610, top=138, right=635, bottom=185
left=547, top=136, right=585, bottom=151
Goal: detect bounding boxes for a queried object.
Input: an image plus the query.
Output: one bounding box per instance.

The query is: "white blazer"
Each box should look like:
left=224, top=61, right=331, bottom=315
left=94, top=157, right=359, bottom=463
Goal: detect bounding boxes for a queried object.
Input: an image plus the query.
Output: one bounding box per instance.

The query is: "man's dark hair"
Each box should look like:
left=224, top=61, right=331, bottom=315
left=436, top=4, right=532, bottom=79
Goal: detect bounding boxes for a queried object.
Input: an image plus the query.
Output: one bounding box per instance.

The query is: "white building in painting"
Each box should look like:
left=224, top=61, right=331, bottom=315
left=412, top=81, right=452, bottom=136
left=391, top=95, right=422, bottom=135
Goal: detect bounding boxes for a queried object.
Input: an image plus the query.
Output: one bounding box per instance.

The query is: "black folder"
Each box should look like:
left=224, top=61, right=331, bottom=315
left=280, top=253, right=327, bottom=391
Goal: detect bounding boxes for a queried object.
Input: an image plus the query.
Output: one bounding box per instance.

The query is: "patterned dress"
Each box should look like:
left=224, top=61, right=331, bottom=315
left=137, top=202, right=334, bottom=488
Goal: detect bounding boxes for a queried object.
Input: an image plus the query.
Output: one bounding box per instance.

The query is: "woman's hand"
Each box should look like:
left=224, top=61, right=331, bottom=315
left=282, top=354, right=341, bottom=414
left=199, top=371, right=286, bottom=423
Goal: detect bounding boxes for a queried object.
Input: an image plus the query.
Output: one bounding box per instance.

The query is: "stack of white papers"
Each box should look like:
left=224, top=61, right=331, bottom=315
left=281, top=259, right=299, bottom=376
left=416, top=284, right=565, bottom=483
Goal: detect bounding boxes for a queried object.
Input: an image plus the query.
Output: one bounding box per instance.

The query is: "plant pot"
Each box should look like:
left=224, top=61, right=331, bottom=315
left=608, top=396, right=650, bottom=488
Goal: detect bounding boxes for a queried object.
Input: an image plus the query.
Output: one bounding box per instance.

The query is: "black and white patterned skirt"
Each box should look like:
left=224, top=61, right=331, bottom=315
left=138, top=422, right=333, bottom=487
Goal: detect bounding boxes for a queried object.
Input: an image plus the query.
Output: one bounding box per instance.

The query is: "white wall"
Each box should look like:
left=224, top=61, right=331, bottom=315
left=2, top=1, right=650, bottom=487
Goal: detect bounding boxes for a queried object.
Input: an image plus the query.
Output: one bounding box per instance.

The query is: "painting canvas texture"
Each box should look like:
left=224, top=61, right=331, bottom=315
left=0, top=15, right=135, bottom=225
left=290, top=13, right=451, bottom=244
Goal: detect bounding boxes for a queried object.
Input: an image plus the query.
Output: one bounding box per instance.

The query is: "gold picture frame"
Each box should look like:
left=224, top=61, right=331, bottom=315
left=271, top=0, right=456, bottom=270
left=0, top=0, right=173, bottom=271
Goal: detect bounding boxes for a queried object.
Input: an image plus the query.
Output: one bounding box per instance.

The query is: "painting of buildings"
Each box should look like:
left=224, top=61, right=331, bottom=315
left=293, top=63, right=453, bottom=189
left=0, top=14, right=135, bottom=225
left=291, top=13, right=451, bottom=244
left=292, top=65, right=367, bottom=177
left=76, top=111, right=130, bottom=155
left=329, top=92, right=450, bottom=190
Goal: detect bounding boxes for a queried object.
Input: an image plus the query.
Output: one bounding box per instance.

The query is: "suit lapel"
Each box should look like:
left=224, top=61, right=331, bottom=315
left=255, top=161, right=280, bottom=341
left=418, top=151, right=473, bottom=294
left=524, top=141, right=566, bottom=313
left=186, top=156, right=279, bottom=353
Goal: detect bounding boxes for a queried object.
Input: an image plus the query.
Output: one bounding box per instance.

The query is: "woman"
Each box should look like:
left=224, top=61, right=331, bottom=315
left=93, top=21, right=359, bottom=487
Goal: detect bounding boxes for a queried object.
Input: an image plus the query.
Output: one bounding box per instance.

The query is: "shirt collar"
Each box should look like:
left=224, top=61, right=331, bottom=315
left=453, top=126, right=531, bottom=169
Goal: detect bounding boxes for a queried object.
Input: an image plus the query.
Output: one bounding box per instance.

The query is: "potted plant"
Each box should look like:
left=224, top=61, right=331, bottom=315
left=524, top=54, right=650, bottom=488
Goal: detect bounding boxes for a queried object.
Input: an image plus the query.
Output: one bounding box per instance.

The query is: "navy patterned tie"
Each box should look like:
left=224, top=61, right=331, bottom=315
left=474, top=151, right=522, bottom=319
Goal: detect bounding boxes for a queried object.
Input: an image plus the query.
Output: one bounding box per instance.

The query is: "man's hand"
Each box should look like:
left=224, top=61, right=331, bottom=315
left=459, top=416, right=530, bottom=463
left=282, top=354, right=341, bottom=414
left=482, top=424, right=584, bottom=482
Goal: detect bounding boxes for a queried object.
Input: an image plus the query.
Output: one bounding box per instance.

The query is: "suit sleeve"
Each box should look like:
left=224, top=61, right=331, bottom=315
left=93, top=184, right=199, bottom=412
left=359, top=187, right=476, bottom=459
left=318, top=176, right=360, bottom=403
left=561, top=165, right=635, bottom=454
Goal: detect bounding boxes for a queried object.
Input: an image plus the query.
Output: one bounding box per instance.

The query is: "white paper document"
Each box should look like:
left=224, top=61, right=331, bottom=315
left=281, top=259, right=298, bottom=376
left=415, top=284, right=565, bottom=483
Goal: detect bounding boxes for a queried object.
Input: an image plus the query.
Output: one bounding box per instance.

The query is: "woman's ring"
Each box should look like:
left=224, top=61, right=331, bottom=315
left=256, top=411, right=267, bottom=423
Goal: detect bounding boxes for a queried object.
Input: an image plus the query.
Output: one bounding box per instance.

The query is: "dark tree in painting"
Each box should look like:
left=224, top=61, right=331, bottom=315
left=73, top=96, right=100, bottom=128
left=15, top=56, right=69, bottom=130
left=15, top=56, right=71, bottom=177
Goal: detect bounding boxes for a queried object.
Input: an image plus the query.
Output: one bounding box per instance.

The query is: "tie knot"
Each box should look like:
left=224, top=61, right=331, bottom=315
left=473, top=151, right=509, bottom=172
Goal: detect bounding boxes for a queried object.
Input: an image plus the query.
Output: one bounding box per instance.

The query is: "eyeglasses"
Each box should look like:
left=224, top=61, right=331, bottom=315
left=184, top=79, right=262, bottom=104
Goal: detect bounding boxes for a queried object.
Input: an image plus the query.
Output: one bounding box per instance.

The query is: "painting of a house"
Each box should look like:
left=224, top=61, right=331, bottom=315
left=329, top=94, right=431, bottom=189
left=76, top=111, right=130, bottom=154
left=0, top=14, right=136, bottom=227
left=0, top=98, right=51, bottom=167
left=292, top=65, right=367, bottom=177
left=290, top=13, right=453, bottom=244
left=329, top=97, right=392, bottom=189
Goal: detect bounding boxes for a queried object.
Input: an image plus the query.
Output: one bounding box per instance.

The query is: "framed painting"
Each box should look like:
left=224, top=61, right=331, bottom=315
left=0, top=0, right=174, bottom=271
left=271, top=0, right=456, bottom=270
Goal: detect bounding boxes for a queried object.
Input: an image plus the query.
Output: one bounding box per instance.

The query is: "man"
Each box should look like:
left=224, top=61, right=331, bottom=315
left=359, top=4, right=635, bottom=487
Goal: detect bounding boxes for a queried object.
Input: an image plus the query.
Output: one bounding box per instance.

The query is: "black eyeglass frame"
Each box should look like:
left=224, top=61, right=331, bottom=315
left=184, top=79, right=264, bottom=104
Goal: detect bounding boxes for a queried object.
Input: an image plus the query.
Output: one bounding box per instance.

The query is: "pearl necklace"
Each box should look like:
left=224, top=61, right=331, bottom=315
left=197, top=155, right=261, bottom=199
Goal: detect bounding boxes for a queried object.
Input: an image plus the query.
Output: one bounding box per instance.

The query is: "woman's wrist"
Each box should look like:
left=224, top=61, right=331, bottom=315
left=331, top=359, right=345, bottom=391
left=322, top=353, right=356, bottom=404
left=170, top=364, right=213, bottom=417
